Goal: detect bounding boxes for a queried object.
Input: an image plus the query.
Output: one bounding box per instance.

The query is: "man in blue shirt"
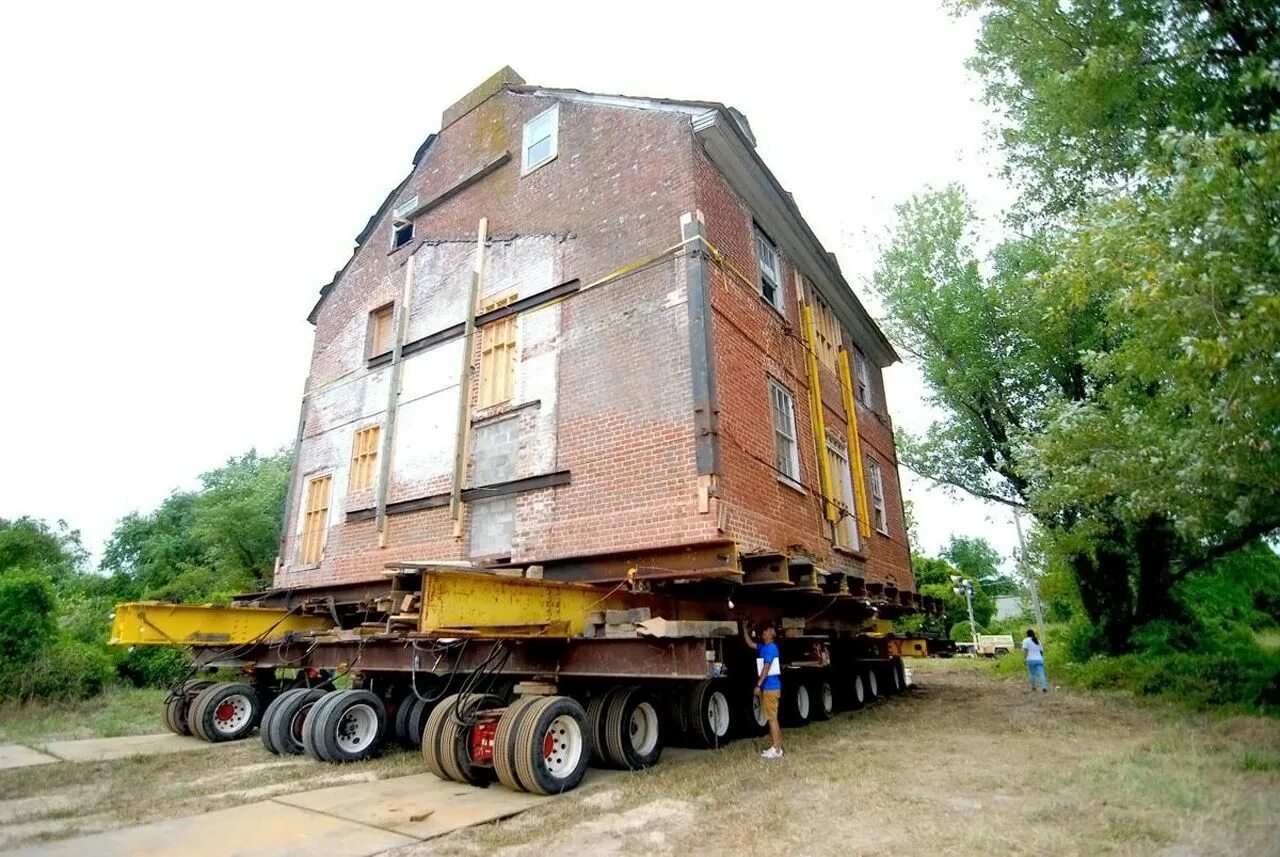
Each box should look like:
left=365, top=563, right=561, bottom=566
left=743, top=619, right=783, bottom=758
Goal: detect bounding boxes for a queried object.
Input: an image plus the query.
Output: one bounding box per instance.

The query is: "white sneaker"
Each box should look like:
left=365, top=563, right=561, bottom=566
left=761, top=747, right=783, bottom=759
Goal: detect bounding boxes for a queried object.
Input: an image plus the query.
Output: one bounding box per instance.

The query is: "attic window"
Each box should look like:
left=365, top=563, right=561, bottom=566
left=522, top=104, right=559, bottom=173
left=392, top=221, right=414, bottom=250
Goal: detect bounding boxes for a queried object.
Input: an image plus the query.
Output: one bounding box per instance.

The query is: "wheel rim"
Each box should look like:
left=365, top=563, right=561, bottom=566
left=628, top=701, right=659, bottom=756
left=211, top=694, right=252, bottom=735
left=751, top=694, right=767, bottom=727
left=541, top=714, right=584, bottom=779
left=868, top=672, right=878, bottom=696
left=796, top=685, right=810, bottom=719
left=707, top=691, right=730, bottom=737
left=854, top=676, right=865, bottom=704
left=821, top=683, right=834, bottom=715
left=334, top=703, right=378, bottom=753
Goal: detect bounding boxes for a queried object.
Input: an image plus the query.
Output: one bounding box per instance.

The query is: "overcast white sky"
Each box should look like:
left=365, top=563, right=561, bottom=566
left=0, top=1, right=1023, bottom=569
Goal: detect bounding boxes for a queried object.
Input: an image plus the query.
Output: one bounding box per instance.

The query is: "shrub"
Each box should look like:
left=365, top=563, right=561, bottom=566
left=0, top=569, right=57, bottom=669
left=118, top=647, right=191, bottom=689
left=18, top=638, right=114, bottom=702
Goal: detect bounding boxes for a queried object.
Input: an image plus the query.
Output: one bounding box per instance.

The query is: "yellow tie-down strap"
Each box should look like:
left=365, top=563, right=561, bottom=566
left=109, top=602, right=332, bottom=646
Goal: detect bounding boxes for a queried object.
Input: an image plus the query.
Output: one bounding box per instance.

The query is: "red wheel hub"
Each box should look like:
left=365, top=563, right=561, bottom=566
left=542, top=729, right=555, bottom=759
left=214, top=702, right=236, bottom=722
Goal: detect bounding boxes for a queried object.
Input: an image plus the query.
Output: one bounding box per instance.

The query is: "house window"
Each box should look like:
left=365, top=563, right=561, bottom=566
left=392, top=221, right=414, bottom=250
left=769, top=379, right=801, bottom=485
left=299, top=474, right=332, bottom=566
left=522, top=104, right=559, bottom=173
left=856, top=349, right=874, bottom=408
left=755, top=226, right=782, bottom=311
left=349, top=425, right=380, bottom=492
left=479, top=292, right=518, bottom=408
left=867, top=457, right=888, bottom=535
left=826, top=434, right=859, bottom=550
left=368, top=303, right=395, bottom=358
left=804, top=278, right=842, bottom=372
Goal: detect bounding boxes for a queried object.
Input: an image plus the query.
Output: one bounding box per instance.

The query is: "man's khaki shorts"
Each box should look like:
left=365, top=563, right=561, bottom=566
left=761, top=689, right=780, bottom=721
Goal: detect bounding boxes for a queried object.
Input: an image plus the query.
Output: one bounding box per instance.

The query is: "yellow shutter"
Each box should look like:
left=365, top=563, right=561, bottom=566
left=369, top=304, right=394, bottom=357
left=299, top=475, right=332, bottom=565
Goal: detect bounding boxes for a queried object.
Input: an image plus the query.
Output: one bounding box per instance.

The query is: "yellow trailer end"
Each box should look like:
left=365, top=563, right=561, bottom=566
left=109, top=602, right=332, bottom=646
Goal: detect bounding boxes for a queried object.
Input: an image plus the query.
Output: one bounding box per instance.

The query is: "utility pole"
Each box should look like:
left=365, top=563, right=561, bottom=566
left=1013, top=508, right=1046, bottom=644
left=951, top=576, right=978, bottom=656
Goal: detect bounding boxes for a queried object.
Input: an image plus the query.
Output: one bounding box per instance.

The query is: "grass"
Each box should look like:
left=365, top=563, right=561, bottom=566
left=0, top=684, right=168, bottom=742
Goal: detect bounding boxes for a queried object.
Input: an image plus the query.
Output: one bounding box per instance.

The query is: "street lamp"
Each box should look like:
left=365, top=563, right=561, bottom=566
left=951, top=576, right=978, bottom=656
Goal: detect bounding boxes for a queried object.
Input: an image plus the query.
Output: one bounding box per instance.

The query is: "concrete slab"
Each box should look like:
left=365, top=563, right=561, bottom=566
left=274, top=772, right=549, bottom=841
left=39, top=733, right=221, bottom=762
left=0, top=743, right=58, bottom=770
left=9, top=800, right=416, bottom=857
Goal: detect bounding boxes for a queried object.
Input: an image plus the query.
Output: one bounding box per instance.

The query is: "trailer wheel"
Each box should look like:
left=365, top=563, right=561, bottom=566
left=191, top=683, right=260, bottom=743
left=742, top=689, right=769, bottom=736
left=514, top=696, right=591, bottom=795
left=782, top=682, right=811, bottom=727
left=864, top=668, right=879, bottom=701
left=265, top=688, right=327, bottom=756
left=393, top=693, right=422, bottom=748
left=603, top=686, right=662, bottom=770
left=848, top=673, right=867, bottom=709
left=406, top=693, right=439, bottom=750
left=163, top=680, right=212, bottom=737
left=683, top=680, right=732, bottom=748
left=439, top=693, right=502, bottom=786
left=893, top=657, right=907, bottom=692
left=421, top=693, right=460, bottom=780
left=305, top=689, right=386, bottom=763
left=810, top=677, right=835, bottom=721
left=493, top=696, right=543, bottom=791
left=586, top=689, right=620, bottom=766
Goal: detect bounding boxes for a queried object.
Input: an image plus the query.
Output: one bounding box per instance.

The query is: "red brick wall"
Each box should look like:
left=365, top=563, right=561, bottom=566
left=693, top=149, right=914, bottom=592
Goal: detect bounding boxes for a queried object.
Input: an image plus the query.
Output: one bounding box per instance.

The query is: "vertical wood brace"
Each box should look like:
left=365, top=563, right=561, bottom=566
left=682, top=213, right=720, bottom=477
left=375, top=253, right=418, bottom=545
left=450, top=217, right=488, bottom=537
left=801, top=303, right=837, bottom=524
left=838, top=347, right=873, bottom=539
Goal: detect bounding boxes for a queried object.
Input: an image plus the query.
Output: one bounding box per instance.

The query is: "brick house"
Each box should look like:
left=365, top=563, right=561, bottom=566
left=277, top=67, right=915, bottom=605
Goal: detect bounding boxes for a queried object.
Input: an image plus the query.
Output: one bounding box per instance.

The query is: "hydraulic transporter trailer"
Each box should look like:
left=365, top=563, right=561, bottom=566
left=111, top=558, right=941, bottom=795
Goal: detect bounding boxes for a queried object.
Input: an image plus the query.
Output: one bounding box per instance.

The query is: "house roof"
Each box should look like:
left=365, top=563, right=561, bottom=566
left=306, top=73, right=899, bottom=367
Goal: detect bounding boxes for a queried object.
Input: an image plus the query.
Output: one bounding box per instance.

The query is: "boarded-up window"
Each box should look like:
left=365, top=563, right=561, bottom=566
left=349, top=425, right=380, bottom=491
left=299, top=474, right=332, bottom=566
left=368, top=303, right=395, bottom=358
left=856, top=348, right=874, bottom=408
left=826, top=434, right=859, bottom=550
left=804, top=279, right=842, bottom=373
left=867, top=458, right=888, bottom=535
left=479, top=293, right=518, bottom=408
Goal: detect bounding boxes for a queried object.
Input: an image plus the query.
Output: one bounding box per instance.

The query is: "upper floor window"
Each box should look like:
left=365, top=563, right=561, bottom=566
left=856, top=348, right=874, bottom=408
left=522, top=104, right=559, bottom=173
left=349, top=425, right=380, bottom=492
left=804, top=278, right=842, bottom=372
left=826, top=433, right=859, bottom=550
left=392, top=221, right=414, bottom=250
left=368, top=303, right=395, bottom=358
left=769, top=378, right=801, bottom=486
left=867, top=457, right=889, bottom=535
left=299, top=473, right=332, bottom=566
left=755, top=226, right=782, bottom=312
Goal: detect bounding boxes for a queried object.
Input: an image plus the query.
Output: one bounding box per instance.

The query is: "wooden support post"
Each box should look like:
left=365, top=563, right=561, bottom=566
left=450, top=218, right=487, bottom=539
left=375, top=252, right=418, bottom=546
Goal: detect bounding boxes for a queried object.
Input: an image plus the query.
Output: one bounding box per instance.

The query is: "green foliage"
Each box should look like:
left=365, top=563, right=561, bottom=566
left=103, top=449, right=290, bottom=603
left=117, top=648, right=192, bottom=689
left=943, top=535, right=1017, bottom=595
left=17, top=639, right=115, bottom=702
left=0, top=518, right=88, bottom=590
left=0, top=570, right=57, bottom=669
left=950, top=620, right=981, bottom=642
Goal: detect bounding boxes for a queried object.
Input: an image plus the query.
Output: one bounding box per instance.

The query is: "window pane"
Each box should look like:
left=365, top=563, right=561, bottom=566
left=526, top=136, right=552, bottom=166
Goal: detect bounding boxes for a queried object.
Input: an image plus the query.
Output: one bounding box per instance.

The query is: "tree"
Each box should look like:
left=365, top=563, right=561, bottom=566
left=942, top=535, right=1016, bottom=595
left=0, top=518, right=88, bottom=589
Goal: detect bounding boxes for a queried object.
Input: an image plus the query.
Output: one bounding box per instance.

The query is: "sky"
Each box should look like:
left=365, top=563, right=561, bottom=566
left=0, top=1, right=1023, bottom=570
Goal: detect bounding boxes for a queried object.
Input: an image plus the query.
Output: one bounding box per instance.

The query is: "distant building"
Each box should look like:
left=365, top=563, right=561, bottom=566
left=994, top=594, right=1026, bottom=621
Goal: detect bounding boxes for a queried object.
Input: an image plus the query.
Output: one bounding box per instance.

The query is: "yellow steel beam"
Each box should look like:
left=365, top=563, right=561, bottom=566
left=800, top=304, right=838, bottom=523
left=420, top=570, right=639, bottom=638
left=837, top=347, right=873, bottom=539
left=109, top=602, right=332, bottom=647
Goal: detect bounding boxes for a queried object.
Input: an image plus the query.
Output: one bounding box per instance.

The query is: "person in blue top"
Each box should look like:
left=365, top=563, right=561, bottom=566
left=743, top=619, right=783, bottom=758
left=1022, top=628, right=1048, bottom=692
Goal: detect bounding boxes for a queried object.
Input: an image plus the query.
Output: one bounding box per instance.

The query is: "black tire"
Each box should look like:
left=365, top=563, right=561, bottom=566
left=493, top=696, right=543, bottom=791
left=260, top=688, right=306, bottom=754
left=810, top=676, right=835, bottom=721
left=848, top=672, right=867, bottom=709
left=864, top=668, right=880, bottom=701
left=406, top=693, right=439, bottom=750
left=266, top=688, right=327, bottom=756
left=421, top=693, right=460, bottom=780
left=191, top=683, right=260, bottom=743
left=603, top=686, right=663, bottom=770
left=393, top=693, right=420, bottom=748
left=514, top=696, right=591, bottom=795
left=683, top=680, right=732, bottom=748
left=439, top=694, right=502, bottom=785
left=186, top=683, right=218, bottom=742
left=781, top=681, right=811, bottom=727
left=305, top=689, right=387, bottom=763
left=586, top=689, right=619, bottom=766
left=739, top=686, right=769, bottom=736
left=893, top=657, right=907, bottom=691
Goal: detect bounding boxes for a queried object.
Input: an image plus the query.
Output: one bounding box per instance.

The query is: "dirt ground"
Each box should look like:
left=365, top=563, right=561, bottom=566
left=1, top=660, right=1277, bottom=856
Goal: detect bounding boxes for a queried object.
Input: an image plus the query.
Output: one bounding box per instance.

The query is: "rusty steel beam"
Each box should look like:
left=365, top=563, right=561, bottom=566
left=540, top=540, right=740, bottom=584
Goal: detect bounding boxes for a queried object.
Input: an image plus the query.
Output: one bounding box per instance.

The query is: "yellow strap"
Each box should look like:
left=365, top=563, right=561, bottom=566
left=838, top=348, right=873, bottom=539
left=801, top=304, right=838, bottom=523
